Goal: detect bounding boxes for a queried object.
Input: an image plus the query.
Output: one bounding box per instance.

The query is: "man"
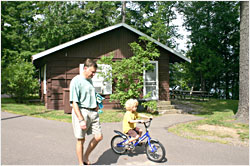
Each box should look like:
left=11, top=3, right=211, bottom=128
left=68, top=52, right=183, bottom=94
left=70, top=58, right=103, bottom=165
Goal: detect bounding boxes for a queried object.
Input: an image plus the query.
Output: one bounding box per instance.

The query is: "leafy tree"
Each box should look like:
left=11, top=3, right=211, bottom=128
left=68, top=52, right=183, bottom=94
left=2, top=60, right=39, bottom=103
left=1, top=1, right=37, bottom=68
left=32, top=1, right=120, bottom=50
left=143, top=1, right=180, bottom=48
left=125, top=1, right=181, bottom=48
left=169, top=62, right=191, bottom=90
left=97, top=37, right=160, bottom=107
left=2, top=1, right=182, bottom=68
left=178, top=1, right=240, bottom=99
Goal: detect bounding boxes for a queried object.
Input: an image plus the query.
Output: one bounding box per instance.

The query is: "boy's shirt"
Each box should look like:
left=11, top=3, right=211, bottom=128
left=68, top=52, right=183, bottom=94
left=123, top=111, right=139, bottom=134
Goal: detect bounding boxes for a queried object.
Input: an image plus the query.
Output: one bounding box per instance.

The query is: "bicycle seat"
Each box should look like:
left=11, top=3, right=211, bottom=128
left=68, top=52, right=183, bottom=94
left=114, top=130, right=128, bottom=139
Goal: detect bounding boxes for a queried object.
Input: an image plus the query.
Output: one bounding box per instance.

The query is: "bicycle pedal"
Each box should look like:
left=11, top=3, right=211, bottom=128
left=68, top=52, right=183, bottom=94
left=128, top=144, right=135, bottom=150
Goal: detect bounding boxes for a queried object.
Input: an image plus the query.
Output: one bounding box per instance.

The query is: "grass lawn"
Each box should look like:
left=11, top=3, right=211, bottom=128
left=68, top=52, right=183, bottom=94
left=1, top=98, right=127, bottom=123
left=168, top=99, right=249, bottom=146
left=1, top=98, right=155, bottom=123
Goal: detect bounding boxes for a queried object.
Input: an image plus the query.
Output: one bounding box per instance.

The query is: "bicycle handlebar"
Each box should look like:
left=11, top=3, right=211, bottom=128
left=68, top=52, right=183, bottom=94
left=143, top=118, right=152, bottom=128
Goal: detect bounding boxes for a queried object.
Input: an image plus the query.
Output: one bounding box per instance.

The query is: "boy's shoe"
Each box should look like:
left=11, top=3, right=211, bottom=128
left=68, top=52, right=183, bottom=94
left=123, top=141, right=130, bottom=149
left=124, top=142, right=135, bottom=150
left=124, top=144, right=131, bottom=150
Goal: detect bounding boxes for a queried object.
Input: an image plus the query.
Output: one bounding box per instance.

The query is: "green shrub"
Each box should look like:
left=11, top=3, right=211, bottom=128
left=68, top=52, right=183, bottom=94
left=97, top=36, right=160, bottom=107
left=142, top=100, right=157, bottom=113
left=2, top=60, right=39, bottom=103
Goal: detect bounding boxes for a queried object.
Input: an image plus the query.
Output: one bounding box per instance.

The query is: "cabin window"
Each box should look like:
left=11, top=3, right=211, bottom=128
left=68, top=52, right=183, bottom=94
left=79, top=64, right=112, bottom=95
left=143, top=61, right=159, bottom=100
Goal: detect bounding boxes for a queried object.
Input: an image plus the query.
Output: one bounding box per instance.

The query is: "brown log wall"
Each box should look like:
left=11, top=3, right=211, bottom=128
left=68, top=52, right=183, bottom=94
left=35, top=27, right=171, bottom=111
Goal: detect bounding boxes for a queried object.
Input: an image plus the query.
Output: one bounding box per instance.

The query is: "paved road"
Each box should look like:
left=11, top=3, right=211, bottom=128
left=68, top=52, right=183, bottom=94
left=1, top=111, right=249, bottom=165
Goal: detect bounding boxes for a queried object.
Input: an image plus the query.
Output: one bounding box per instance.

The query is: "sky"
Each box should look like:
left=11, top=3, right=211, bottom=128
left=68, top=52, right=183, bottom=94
left=171, top=9, right=191, bottom=53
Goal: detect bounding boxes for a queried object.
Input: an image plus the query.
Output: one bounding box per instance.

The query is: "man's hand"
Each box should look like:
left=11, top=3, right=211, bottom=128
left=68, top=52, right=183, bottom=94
left=72, top=102, right=86, bottom=130
left=79, top=120, right=87, bottom=130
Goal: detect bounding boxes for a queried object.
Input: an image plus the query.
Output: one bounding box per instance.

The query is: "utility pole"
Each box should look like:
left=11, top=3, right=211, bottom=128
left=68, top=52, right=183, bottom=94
left=122, top=1, right=126, bottom=23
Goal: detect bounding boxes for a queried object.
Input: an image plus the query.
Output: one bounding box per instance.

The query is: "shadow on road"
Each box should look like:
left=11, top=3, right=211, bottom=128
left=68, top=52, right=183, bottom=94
left=93, top=146, right=168, bottom=165
left=127, top=146, right=168, bottom=164
left=1, top=110, right=54, bottom=121
left=93, top=148, right=120, bottom=165
left=1, top=114, right=27, bottom=121
left=127, top=145, right=146, bottom=157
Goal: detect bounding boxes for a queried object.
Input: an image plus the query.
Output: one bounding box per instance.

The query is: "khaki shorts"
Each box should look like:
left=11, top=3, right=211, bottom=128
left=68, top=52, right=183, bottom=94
left=72, top=108, right=102, bottom=139
left=127, top=127, right=140, bottom=138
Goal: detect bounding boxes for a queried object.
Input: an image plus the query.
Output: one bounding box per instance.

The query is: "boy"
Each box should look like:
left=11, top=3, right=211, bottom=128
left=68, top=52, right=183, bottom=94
left=123, top=99, right=152, bottom=145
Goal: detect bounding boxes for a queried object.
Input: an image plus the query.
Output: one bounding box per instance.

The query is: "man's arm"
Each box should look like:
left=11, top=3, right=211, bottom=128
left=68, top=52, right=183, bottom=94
left=72, top=102, right=87, bottom=130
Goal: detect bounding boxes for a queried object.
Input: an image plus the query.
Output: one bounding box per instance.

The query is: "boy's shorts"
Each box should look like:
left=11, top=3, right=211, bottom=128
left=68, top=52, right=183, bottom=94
left=127, top=127, right=140, bottom=138
left=72, top=108, right=102, bottom=139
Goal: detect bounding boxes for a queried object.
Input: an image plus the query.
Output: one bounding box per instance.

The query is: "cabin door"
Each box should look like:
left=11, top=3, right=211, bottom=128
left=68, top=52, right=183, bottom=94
left=143, top=61, right=159, bottom=100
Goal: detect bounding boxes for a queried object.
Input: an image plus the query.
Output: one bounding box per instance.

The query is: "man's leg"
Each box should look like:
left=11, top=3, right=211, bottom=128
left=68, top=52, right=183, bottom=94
left=83, top=133, right=103, bottom=164
left=76, top=138, right=85, bottom=166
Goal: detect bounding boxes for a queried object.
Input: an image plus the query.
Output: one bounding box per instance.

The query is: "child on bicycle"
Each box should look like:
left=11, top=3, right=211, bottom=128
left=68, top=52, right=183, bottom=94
left=123, top=99, right=153, bottom=145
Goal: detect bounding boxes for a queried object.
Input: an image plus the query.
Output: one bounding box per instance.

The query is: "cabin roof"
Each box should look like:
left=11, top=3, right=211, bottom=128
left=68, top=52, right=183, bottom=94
left=32, top=23, right=190, bottom=63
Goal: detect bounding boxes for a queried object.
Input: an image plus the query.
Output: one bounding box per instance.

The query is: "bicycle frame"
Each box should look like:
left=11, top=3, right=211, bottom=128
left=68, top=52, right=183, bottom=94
left=134, top=131, right=150, bottom=146
left=117, top=130, right=157, bottom=153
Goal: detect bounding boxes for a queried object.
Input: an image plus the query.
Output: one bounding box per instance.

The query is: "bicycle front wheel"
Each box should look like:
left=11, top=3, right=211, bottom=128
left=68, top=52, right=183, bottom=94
left=111, top=135, right=127, bottom=154
left=146, top=140, right=165, bottom=162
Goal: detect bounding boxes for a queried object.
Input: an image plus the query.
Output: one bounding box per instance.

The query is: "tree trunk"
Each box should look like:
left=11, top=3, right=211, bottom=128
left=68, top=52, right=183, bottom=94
left=235, top=1, right=249, bottom=123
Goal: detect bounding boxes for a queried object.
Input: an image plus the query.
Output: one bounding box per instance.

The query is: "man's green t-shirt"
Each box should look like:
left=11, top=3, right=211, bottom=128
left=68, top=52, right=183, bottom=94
left=70, top=75, right=97, bottom=108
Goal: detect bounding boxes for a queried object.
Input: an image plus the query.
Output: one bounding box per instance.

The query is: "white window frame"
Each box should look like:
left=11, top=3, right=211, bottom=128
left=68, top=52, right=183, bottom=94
left=143, top=61, right=159, bottom=100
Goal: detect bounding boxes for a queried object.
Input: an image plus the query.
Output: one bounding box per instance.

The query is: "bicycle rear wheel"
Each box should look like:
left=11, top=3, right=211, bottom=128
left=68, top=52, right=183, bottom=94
left=146, top=140, right=165, bottom=162
left=111, top=135, right=127, bottom=154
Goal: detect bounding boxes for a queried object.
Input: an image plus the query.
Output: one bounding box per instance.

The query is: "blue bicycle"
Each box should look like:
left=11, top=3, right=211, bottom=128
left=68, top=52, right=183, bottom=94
left=110, top=119, right=166, bottom=162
